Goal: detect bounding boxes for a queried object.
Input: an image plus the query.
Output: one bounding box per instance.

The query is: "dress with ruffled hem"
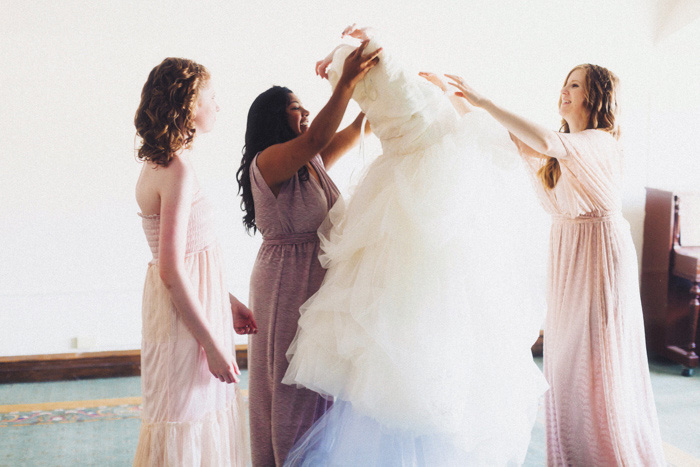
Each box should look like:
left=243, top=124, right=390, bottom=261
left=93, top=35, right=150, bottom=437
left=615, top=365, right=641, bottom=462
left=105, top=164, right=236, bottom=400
left=134, top=190, right=250, bottom=466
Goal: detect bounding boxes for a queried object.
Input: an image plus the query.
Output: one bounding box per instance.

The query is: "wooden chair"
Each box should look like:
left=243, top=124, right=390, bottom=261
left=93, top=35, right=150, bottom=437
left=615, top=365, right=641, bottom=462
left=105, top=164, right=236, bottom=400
left=641, top=188, right=700, bottom=376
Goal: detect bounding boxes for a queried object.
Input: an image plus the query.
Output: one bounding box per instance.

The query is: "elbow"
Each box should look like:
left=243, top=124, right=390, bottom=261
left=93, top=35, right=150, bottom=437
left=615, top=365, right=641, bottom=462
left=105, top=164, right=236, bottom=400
left=540, top=140, right=556, bottom=157
left=306, top=132, right=331, bottom=155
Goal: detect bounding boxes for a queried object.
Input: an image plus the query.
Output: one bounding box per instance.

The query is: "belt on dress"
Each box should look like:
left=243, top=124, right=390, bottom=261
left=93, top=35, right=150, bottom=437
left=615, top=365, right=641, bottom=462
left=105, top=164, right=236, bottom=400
left=261, top=231, right=320, bottom=245
left=552, top=213, right=621, bottom=223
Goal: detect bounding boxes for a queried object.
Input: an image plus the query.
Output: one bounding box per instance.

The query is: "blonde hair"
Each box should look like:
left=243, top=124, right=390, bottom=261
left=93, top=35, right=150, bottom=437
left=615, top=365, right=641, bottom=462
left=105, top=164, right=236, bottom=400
left=134, top=57, right=210, bottom=167
left=538, top=64, right=620, bottom=189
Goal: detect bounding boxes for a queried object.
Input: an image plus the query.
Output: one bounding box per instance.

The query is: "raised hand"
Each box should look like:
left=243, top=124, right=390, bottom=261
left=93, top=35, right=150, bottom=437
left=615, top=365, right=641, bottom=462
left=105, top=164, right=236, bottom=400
left=339, top=40, right=383, bottom=88
left=316, top=45, right=344, bottom=80
left=418, top=72, right=449, bottom=92
left=445, top=74, right=490, bottom=108
left=341, top=23, right=371, bottom=41
left=205, top=341, right=241, bottom=384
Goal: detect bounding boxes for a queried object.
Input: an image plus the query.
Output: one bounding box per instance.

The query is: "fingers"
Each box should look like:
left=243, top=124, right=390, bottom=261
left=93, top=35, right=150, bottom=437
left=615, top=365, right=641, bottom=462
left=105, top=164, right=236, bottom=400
left=215, top=363, right=239, bottom=384
left=342, top=23, right=357, bottom=37
left=361, top=47, right=382, bottom=65
left=316, top=59, right=331, bottom=79
left=354, top=39, right=369, bottom=57
left=444, top=74, right=466, bottom=89
left=216, top=369, right=232, bottom=384
left=248, top=317, right=259, bottom=334
left=234, top=317, right=258, bottom=334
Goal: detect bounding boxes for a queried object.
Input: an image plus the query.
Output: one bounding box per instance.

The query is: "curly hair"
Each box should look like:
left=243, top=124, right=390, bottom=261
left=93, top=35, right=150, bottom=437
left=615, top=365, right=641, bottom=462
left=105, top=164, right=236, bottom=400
left=539, top=64, right=620, bottom=189
left=236, top=86, right=309, bottom=234
left=134, top=57, right=211, bottom=167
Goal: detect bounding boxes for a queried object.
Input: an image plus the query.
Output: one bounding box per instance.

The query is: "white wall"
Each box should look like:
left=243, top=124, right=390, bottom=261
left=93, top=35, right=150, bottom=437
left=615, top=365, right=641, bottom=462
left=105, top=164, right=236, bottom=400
left=1, top=0, right=697, bottom=356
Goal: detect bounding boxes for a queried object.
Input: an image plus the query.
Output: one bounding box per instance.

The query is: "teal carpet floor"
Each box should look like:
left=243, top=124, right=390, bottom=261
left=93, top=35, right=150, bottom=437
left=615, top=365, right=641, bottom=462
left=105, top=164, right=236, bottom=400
left=0, top=358, right=698, bottom=466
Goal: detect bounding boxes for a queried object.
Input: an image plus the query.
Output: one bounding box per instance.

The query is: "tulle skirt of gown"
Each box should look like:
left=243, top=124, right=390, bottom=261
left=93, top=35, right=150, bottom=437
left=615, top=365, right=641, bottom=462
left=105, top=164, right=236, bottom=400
left=283, top=109, right=549, bottom=466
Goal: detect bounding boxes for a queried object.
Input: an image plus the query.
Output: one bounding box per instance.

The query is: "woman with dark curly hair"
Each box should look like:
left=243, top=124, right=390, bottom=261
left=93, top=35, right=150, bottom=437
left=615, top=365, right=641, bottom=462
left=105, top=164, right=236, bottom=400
left=236, top=41, right=381, bottom=466
left=449, top=65, right=666, bottom=464
left=133, top=57, right=254, bottom=466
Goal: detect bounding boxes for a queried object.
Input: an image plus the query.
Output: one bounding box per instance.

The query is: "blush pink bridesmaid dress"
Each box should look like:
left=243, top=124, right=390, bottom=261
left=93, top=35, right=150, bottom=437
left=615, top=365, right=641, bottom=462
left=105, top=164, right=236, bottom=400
left=515, top=129, right=665, bottom=466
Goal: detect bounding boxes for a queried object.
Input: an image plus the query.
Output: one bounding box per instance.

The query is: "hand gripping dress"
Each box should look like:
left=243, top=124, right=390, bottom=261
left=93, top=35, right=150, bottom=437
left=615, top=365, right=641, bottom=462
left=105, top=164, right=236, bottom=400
left=134, top=190, right=249, bottom=467
left=513, top=131, right=666, bottom=466
left=282, top=37, right=549, bottom=466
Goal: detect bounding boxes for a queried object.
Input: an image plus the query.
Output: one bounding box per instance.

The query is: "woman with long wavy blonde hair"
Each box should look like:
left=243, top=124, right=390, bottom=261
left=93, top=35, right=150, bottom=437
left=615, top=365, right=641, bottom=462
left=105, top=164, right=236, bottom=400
left=133, top=57, right=254, bottom=466
left=448, top=65, right=665, bottom=465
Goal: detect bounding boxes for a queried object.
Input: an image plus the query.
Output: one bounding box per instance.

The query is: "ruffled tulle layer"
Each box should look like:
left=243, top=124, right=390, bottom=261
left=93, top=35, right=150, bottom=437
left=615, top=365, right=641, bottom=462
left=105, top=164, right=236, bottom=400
left=283, top=110, right=549, bottom=459
left=285, top=400, right=534, bottom=467
left=133, top=395, right=250, bottom=467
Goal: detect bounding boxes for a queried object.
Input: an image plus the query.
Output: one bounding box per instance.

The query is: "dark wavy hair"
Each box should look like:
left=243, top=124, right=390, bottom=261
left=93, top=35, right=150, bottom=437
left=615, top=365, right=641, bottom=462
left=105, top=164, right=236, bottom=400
left=539, top=64, right=620, bottom=189
left=236, top=86, right=309, bottom=233
left=134, top=57, right=210, bottom=167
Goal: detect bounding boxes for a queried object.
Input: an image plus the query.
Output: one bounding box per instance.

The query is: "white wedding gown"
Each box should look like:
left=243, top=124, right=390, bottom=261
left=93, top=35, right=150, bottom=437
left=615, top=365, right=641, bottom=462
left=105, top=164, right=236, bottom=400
left=283, top=36, right=549, bottom=466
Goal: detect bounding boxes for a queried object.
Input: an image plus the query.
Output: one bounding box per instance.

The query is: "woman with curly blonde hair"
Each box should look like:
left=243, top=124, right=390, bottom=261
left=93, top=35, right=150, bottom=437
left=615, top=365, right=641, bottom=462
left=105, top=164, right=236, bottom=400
left=133, top=57, right=253, bottom=466
left=448, top=65, right=665, bottom=465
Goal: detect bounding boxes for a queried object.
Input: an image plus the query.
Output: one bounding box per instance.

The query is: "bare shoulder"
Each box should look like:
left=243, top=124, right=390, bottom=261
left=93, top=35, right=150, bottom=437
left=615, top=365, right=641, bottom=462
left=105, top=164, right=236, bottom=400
left=135, top=157, right=197, bottom=215
left=162, top=156, right=195, bottom=186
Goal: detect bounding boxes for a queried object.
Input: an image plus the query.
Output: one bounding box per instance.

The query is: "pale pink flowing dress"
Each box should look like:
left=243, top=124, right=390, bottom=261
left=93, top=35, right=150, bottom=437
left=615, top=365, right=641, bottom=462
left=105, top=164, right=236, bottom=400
left=515, top=129, right=665, bottom=466
left=134, top=190, right=250, bottom=466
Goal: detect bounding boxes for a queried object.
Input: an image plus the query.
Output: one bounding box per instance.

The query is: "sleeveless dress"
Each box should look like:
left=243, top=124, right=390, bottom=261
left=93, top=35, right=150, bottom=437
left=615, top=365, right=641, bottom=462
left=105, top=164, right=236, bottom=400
left=134, top=189, right=249, bottom=467
left=282, top=38, right=548, bottom=466
left=248, top=154, right=339, bottom=466
left=513, top=131, right=666, bottom=466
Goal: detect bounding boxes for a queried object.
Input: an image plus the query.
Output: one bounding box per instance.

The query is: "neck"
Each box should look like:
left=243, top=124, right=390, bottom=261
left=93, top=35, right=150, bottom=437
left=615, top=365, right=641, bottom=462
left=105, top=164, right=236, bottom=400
left=565, top=114, right=589, bottom=133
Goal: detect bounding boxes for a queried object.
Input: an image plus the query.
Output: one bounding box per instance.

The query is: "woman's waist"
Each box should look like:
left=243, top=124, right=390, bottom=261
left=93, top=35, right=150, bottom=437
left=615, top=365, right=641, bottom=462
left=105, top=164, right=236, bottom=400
left=146, top=240, right=220, bottom=265
left=551, top=211, right=623, bottom=224
left=260, top=231, right=321, bottom=245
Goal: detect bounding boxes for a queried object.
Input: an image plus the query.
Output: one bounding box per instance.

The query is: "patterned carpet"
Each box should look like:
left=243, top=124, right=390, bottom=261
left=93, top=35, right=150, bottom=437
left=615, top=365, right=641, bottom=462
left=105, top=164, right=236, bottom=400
left=0, top=360, right=698, bottom=466
left=0, top=401, right=141, bottom=428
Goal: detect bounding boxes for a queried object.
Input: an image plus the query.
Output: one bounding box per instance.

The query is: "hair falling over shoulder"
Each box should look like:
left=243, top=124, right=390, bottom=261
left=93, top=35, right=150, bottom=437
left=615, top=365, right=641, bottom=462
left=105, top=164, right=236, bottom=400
left=237, top=86, right=301, bottom=234
left=134, top=57, right=210, bottom=167
left=538, top=64, right=620, bottom=190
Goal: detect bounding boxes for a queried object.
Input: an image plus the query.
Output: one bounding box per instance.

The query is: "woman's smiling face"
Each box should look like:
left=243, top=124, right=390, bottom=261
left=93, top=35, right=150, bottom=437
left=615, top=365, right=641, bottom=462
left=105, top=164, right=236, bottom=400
left=558, top=67, right=589, bottom=126
left=286, top=93, right=310, bottom=136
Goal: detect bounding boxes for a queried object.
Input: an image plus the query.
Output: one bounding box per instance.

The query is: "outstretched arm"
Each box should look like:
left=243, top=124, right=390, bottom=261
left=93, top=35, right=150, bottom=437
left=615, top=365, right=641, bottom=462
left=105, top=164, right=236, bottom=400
left=419, top=72, right=473, bottom=116
left=445, top=74, right=567, bottom=159
left=320, top=112, right=371, bottom=169
left=257, top=41, right=382, bottom=191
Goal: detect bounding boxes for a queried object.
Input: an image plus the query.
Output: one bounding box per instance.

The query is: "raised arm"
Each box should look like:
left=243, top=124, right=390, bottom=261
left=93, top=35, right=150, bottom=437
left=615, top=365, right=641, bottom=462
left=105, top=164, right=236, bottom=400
left=446, top=74, right=568, bottom=159
left=418, top=72, right=473, bottom=116
left=256, top=41, right=382, bottom=190
left=157, top=158, right=240, bottom=384
left=319, top=112, right=371, bottom=169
